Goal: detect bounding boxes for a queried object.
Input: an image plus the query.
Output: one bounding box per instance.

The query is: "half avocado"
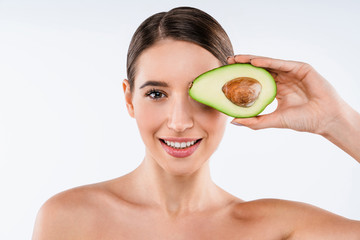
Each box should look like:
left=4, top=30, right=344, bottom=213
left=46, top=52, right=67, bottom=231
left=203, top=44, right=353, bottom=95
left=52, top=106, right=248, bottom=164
left=189, top=63, right=277, bottom=118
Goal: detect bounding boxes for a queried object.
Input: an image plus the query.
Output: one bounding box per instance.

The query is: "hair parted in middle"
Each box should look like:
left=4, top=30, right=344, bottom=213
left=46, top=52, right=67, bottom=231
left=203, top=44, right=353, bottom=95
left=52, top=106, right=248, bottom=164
left=126, top=6, right=234, bottom=91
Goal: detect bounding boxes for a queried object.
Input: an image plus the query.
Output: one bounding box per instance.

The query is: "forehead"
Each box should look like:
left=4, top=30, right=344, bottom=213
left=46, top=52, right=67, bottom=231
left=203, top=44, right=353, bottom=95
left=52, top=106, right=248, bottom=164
left=135, top=39, right=221, bottom=88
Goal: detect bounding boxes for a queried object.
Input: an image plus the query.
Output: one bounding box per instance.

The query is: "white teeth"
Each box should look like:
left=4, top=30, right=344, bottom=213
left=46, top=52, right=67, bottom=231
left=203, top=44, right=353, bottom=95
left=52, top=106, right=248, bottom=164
left=163, top=140, right=199, bottom=149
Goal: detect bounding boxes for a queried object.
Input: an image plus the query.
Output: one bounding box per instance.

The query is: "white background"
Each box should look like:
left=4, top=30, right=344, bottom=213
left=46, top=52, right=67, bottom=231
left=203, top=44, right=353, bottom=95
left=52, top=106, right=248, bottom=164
left=1, top=0, right=360, bottom=239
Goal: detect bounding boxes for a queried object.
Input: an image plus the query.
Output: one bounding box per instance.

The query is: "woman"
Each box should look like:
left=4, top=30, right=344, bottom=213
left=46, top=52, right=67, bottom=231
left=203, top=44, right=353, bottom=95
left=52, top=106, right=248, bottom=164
left=32, top=6, right=360, bottom=239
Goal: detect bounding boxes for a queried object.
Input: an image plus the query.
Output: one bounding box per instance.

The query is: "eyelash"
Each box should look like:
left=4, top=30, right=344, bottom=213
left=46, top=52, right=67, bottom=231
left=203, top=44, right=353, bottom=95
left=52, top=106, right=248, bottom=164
left=145, top=88, right=167, bottom=100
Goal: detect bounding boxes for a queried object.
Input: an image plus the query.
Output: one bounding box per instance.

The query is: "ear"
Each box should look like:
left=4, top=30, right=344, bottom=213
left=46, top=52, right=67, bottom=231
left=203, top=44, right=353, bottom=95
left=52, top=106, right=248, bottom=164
left=122, top=79, right=135, bottom=118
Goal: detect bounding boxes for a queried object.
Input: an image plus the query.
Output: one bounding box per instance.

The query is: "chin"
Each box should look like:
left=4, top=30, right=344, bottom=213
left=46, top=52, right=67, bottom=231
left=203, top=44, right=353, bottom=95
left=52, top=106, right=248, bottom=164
left=160, top=157, right=208, bottom=178
left=145, top=145, right=211, bottom=177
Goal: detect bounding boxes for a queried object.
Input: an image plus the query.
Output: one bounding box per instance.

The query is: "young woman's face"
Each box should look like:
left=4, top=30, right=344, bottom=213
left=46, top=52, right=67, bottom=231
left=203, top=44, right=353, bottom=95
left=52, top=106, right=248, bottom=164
left=124, top=39, right=228, bottom=176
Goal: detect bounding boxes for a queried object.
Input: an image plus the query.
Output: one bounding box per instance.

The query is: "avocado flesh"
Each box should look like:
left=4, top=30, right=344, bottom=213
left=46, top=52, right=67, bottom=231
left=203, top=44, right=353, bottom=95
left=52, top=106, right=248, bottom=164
left=189, top=63, right=277, bottom=118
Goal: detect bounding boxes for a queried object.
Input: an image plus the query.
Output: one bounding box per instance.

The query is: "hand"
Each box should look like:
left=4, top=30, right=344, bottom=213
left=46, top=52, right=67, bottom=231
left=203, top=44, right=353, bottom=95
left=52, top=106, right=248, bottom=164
left=228, top=54, right=345, bottom=135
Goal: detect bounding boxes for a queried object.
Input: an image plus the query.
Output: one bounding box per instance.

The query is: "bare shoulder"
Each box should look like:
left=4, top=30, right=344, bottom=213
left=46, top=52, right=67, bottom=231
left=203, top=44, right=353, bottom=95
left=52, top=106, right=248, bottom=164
left=232, top=198, right=360, bottom=240
left=32, top=179, right=128, bottom=240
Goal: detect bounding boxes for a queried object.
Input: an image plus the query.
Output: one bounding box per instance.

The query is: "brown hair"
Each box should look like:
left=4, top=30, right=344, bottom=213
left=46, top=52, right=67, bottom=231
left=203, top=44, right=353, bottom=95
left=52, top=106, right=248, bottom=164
left=126, top=6, right=234, bottom=91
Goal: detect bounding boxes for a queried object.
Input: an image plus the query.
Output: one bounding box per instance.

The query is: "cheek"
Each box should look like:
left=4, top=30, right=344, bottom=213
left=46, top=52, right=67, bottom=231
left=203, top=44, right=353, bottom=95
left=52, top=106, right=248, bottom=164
left=133, top=98, right=165, bottom=139
left=196, top=104, right=228, bottom=139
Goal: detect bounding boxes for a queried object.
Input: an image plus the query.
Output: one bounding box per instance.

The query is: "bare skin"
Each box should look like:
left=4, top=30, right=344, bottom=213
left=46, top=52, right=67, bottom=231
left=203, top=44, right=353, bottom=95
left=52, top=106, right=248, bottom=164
left=32, top=169, right=360, bottom=240
left=228, top=55, right=360, bottom=163
left=32, top=41, right=360, bottom=239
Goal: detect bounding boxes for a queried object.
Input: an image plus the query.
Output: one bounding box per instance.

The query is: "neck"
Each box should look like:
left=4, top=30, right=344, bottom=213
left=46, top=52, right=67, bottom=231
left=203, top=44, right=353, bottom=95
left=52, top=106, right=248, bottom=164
left=130, top=154, right=226, bottom=216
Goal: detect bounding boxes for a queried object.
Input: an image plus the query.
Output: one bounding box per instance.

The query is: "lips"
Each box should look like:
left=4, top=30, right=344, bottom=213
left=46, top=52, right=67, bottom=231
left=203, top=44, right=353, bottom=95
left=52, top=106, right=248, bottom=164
left=159, top=138, right=202, bottom=158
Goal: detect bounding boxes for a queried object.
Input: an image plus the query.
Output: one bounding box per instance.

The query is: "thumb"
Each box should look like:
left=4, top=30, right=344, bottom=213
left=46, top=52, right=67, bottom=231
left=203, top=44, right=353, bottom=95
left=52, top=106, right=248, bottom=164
left=231, top=113, right=282, bottom=130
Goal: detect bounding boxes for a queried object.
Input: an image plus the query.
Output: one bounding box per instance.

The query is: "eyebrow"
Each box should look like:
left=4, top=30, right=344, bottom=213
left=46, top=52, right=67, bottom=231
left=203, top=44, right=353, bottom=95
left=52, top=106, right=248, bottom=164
left=139, top=80, right=169, bottom=89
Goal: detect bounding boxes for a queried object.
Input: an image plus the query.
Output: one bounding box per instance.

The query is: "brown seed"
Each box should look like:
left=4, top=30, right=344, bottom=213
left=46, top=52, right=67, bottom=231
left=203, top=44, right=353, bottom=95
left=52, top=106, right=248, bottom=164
left=222, top=77, right=262, bottom=107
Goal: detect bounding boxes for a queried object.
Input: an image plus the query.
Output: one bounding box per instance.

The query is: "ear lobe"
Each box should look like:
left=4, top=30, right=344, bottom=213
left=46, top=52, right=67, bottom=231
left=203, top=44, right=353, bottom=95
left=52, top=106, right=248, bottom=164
left=122, top=79, right=135, bottom=118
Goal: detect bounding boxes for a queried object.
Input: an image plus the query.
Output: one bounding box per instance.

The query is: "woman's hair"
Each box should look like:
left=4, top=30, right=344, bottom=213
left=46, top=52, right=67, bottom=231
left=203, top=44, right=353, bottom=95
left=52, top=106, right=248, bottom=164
left=126, top=6, right=234, bottom=92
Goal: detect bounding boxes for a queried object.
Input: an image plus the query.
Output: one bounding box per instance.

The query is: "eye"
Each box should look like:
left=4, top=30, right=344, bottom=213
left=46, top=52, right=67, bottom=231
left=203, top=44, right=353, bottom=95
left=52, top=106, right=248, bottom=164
left=145, top=89, right=167, bottom=100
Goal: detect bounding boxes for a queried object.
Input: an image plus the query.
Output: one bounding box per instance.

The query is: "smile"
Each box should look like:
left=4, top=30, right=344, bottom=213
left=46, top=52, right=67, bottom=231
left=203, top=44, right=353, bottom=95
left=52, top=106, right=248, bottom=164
left=162, top=139, right=200, bottom=149
left=159, top=138, right=202, bottom=158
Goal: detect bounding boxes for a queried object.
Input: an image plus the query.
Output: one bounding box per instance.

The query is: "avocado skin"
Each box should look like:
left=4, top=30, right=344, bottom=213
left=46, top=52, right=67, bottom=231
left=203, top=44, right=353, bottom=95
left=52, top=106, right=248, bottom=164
left=189, top=63, right=277, bottom=118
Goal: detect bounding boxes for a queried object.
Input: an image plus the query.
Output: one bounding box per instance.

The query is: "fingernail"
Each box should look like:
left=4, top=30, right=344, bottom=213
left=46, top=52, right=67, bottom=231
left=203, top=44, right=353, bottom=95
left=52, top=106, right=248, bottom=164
left=231, top=121, right=244, bottom=126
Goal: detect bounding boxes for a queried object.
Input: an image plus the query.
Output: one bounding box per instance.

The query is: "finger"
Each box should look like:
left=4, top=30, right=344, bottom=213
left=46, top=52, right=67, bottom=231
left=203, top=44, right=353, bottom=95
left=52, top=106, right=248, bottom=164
left=233, top=54, right=259, bottom=63
left=232, top=54, right=302, bottom=73
left=231, top=113, right=283, bottom=130
left=249, top=57, right=300, bottom=73
left=228, top=54, right=262, bottom=64
left=268, top=70, right=278, bottom=80
left=227, top=56, right=236, bottom=64
left=228, top=55, right=279, bottom=79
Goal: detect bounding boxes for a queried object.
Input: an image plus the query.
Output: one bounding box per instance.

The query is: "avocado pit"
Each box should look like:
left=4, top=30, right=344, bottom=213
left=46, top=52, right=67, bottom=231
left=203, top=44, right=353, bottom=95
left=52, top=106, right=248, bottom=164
left=222, top=77, right=262, bottom=107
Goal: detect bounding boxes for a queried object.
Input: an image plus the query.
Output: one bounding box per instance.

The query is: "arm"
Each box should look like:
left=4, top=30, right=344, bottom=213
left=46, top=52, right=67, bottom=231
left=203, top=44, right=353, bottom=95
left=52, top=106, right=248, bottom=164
left=235, top=199, right=360, bottom=239
left=321, top=104, right=360, bottom=162
left=32, top=197, right=76, bottom=240
left=288, top=201, right=360, bottom=240
left=32, top=189, right=94, bottom=240
left=228, top=55, right=360, bottom=163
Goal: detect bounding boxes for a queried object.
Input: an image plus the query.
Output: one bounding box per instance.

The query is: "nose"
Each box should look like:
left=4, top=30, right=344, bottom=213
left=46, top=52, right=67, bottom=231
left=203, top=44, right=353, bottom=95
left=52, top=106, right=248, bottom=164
left=167, top=94, right=194, bottom=132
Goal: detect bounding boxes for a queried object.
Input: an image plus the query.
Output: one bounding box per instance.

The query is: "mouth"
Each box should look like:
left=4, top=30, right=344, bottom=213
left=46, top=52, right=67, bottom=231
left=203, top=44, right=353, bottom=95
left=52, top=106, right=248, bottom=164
left=160, top=138, right=202, bottom=149
left=159, top=138, right=202, bottom=158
